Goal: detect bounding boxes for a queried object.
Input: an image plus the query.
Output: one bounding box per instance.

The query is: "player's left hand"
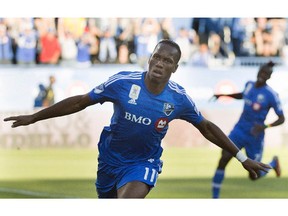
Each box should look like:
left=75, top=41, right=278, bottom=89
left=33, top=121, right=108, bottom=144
left=250, top=123, right=266, bottom=137
left=241, top=158, right=272, bottom=179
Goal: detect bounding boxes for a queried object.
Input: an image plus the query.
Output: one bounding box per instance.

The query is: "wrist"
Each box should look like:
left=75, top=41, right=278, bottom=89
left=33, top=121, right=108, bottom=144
left=236, top=151, right=248, bottom=163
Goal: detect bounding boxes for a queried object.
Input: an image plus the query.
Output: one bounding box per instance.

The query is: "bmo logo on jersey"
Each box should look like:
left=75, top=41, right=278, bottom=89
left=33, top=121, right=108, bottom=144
left=155, top=118, right=169, bottom=132
left=124, top=112, right=152, bottom=125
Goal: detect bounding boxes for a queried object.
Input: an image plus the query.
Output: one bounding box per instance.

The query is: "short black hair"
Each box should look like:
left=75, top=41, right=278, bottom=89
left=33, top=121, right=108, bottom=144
left=156, top=39, right=182, bottom=62
left=260, top=61, right=275, bottom=73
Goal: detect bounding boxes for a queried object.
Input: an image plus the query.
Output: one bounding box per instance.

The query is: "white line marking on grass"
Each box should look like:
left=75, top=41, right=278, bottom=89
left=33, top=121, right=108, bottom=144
left=0, top=187, right=78, bottom=198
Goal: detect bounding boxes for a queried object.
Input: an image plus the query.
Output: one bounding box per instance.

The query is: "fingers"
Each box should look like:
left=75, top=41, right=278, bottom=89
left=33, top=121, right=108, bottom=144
left=249, top=170, right=258, bottom=179
left=3, top=116, right=18, bottom=121
left=244, top=160, right=272, bottom=176
left=11, top=122, right=20, bottom=128
left=260, top=163, right=272, bottom=172
left=4, top=115, right=33, bottom=128
left=3, top=116, right=22, bottom=128
left=251, top=162, right=272, bottom=175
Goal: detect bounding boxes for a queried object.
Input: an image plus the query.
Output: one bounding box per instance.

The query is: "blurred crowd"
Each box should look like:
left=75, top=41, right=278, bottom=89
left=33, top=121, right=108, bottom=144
left=0, top=17, right=287, bottom=68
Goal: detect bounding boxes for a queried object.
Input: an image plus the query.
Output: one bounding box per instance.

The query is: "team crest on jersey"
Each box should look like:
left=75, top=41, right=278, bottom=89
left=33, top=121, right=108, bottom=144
left=94, top=83, right=104, bottom=94
left=257, top=94, right=265, bottom=103
left=128, top=84, right=141, bottom=105
left=163, top=103, right=174, bottom=116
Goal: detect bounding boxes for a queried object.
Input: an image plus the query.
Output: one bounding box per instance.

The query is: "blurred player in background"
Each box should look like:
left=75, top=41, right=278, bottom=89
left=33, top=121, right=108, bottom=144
left=4, top=39, right=271, bottom=198
left=33, top=83, right=47, bottom=108
left=43, top=75, right=56, bottom=107
left=211, top=61, right=285, bottom=198
left=33, top=75, right=56, bottom=108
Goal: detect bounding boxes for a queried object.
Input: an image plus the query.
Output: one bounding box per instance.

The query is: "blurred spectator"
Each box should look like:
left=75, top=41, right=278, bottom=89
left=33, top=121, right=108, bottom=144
left=34, top=18, right=56, bottom=36
left=0, top=24, right=13, bottom=64
left=173, top=18, right=193, bottom=35
left=34, top=83, right=47, bottom=108
left=60, top=18, right=86, bottom=39
left=97, top=18, right=118, bottom=63
left=207, top=19, right=232, bottom=59
left=86, top=18, right=100, bottom=64
left=134, top=18, right=161, bottom=69
left=218, top=19, right=234, bottom=57
left=39, top=28, right=61, bottom=64
left=192, top=18, right=235, bottom=66
left=115, top=18, right=135, bottom=64
left=57, top=18, right=78, bottom=66
left=190, top=43, right=212, bottom=67
left=159, top=18, right=174, bottom=40
left=175, top=27, right=193, bottom=64
left=193, top=18, right=233, bottom=59
left=15, top=23, right=37, bottom=65
left=209, top=32, right=225, bottom=58
left=252, top=18, right=275, bottom=57
left=58, top=30, right=78, bottom=67
left=239, top=18, right=257, bottom=56
left=76, top=30, right=97, bottom=67
left=98, top=27, right=117, bottom=63
left=3, top=18, right=34, bottom=64
left=0, top=17, right=288, bottom=67
left=193, top=18, right=217, bottom=45
left=269, top=18, right=287, bottom=57
left=43, top=75, right=56, bottom=107
left=231, top=18, right=249, bottom=56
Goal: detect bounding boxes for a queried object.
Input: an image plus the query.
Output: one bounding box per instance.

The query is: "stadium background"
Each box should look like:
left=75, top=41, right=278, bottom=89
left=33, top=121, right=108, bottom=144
left=1, top=64, right=288, bottom=149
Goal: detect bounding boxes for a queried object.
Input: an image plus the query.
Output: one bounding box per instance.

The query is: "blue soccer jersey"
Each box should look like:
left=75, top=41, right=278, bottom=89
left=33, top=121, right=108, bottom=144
left=229, top=81, right=284, bottom=160
left=234, top=81, right=283, bottom=133
left=88, top=71, right=204, bottom=166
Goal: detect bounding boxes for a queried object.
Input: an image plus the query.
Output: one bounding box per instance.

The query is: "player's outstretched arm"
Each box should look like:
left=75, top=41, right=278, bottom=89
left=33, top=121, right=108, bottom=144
left=4, top=94, right=95, bottom=128
left=209, top=92, right=243, bottom=102
left=194, top=118, right=271, bottom=178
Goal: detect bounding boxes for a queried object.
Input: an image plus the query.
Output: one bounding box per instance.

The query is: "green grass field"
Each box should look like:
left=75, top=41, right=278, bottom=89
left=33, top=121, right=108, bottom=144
left=0, top=146, right=287, bottom=198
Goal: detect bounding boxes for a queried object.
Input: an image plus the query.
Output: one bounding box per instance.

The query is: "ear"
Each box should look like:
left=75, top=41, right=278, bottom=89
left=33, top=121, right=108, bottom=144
left=172, top=64, right=179, bottom=73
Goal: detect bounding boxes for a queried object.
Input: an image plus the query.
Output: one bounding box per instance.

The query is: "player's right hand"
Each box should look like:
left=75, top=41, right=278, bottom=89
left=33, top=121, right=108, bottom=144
left=4, top=115, right=34, bottom=128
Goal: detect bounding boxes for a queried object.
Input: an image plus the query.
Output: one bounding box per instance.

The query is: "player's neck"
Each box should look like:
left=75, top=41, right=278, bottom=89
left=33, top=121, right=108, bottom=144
left=144, top=78, right=166, bottom=95
left=255, top=82, right=266, bottom=88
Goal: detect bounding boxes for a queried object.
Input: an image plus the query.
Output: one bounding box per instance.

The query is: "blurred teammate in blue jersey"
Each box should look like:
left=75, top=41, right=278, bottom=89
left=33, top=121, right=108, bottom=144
left=4, top=39, right=271, bottom=198
left=211, top=61, right=285, bottom=198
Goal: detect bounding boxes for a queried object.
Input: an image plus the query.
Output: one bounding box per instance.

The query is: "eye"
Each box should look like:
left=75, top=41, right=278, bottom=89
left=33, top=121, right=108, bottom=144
left=154, top=55, right=160, bottom=60
left=164, top=58, right=173, bottom=64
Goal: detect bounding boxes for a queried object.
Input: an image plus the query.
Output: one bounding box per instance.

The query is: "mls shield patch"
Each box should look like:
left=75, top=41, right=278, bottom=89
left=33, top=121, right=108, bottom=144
left=128, top=84, right=141, bottom=105
left=163, top=103, right=174, bottom=116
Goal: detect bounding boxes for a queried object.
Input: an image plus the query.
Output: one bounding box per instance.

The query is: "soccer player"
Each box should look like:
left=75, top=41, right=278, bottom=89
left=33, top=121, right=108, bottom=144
left=4, top=39, right=271, bottom=198
left=211, top=61, right=285, bottom=198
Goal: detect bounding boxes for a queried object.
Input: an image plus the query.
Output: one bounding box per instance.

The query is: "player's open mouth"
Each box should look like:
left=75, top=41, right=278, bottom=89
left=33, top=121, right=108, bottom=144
left=152, top=70, right=162, bottom=77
